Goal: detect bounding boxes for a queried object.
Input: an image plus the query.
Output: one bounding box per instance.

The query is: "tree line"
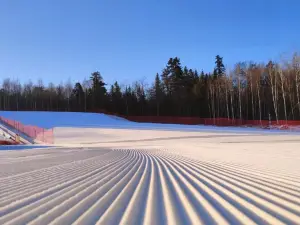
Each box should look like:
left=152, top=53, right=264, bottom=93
left=1, top=53, right=300, bottom=122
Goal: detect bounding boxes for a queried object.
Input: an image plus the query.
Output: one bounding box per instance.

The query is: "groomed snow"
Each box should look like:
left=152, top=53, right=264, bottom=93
left=0, top=111, right=297, bottom=134
left=0, top=111, right=300, bottom=224
left=0, top=111, right=134, bottom=129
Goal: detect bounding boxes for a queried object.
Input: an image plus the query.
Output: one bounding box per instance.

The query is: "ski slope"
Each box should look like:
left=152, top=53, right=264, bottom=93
left=0, top=111, right=134, bottom=129
left=0, top=111, right=296, bottom=133
left=1, top=147, right=300, bottom=224
left=0, top=111, right=300, bottom=224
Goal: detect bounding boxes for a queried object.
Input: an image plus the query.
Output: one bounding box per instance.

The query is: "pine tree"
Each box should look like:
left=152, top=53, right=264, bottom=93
left=109, top=82, right=122, bottom=114
left=72, top=82, right=84, bottom=111
left=90, top=71, right=105, bottom=91
left=151, top=73, right=164, bottom=116
left=161, top=57, right=183, bottom=95
left=214, top=55, right=225, bottom=77
left=90, top=71, right=107, bottom=110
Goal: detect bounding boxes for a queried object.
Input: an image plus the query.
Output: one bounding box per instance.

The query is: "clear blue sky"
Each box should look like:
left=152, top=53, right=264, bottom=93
left=0, top=0, right=299, bottom=87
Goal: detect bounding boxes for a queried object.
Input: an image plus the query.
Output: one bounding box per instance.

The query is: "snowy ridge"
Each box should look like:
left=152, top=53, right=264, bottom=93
left=0, top=147, right=300, bottom=225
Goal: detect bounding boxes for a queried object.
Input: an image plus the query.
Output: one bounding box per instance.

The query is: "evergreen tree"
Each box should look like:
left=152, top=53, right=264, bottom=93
left=72, top=82, right=84, bottom=111
left=90, top=71, right=107, bottom=110
left=161, top=57, right=183, bottom=95
left=213, top=55, right=225, bottom=78
left=150, top=73, right=164, bottom=116
left=109, top=81, right=123, bottom=113
left=123, top=86, right=138, bottom=116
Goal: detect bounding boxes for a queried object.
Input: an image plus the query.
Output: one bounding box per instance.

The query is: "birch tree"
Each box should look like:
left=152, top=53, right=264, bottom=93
left=254, top=66, right=263, bottom=123
left=64, top=79, right=73, bottom=111
left=3, top=79, right=12, bottom=110
left=82, top=78, right=92, bottom=112
left=11, top=80, right=22, bottom=111
left=278, top=66, right=288, bottom=122
left=246, top=64, right=256, bottom=120
left=223, top=76, right=230, bottom=119
left=229, top=71, right=235, bottom=120
left=292, top=53, right=300, bottom=116
left=267, top=61, right=279, bottom=123
left=234, top=64, right=243, bottom=119
left=208, top=79, right=216, bottom=122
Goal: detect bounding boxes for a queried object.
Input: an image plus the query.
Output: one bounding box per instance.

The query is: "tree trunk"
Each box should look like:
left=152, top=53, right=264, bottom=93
left=84, top=92, right=87, bottom=112
left=229, top=75, right=235, bottom=120
left=225, top=79, right=230, bottom=119
left=209, top=82, right=215, bottom=123
left=250, top=72, right=255, bottom=120
left=257, top=79, right=262, bottom=124
left=269, top=68, right=279, bottom=123
left=296, top=70, right=300, bottom=118
left=279, top=69, right=287, bottom=122
left=238, top=73, right=242, bottom=119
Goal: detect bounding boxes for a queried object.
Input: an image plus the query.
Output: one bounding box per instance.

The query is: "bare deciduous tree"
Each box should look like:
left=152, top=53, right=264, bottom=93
left=278, top=66, right=288, bottom=122
left=267, top=61, right=279, bottom=123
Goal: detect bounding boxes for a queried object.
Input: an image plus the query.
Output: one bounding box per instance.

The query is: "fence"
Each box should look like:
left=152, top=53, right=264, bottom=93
left=124, top=116, right=300, bottom=130
left=0, top=116, right=54, bottom=144
left=204, top=118, right=300, bottom=126
left=0, top=140, right=18, bottom=145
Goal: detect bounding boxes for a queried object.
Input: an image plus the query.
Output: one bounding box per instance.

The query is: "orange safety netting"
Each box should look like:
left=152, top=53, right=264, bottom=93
left=125, top=116, right=300, bottom=130
left=0, top=116, right=54, bottom=144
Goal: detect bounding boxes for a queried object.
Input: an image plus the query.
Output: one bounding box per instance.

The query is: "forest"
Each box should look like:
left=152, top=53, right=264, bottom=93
left=1, top=53, right=300, bottom=122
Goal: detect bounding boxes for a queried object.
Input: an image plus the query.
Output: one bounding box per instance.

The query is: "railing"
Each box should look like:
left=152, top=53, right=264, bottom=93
left=0, top=116, right=54, bottom=144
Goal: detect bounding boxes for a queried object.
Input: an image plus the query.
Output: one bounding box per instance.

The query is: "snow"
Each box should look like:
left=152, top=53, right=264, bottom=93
left=0, top=111, right=300, bottom=224
left=0, top=111, right=132, bottom=129
left=0, top=111, right=297, bottom=134
left=0, top=135, right=7, bottom=141
left=0, top=145, right=52, bottom=151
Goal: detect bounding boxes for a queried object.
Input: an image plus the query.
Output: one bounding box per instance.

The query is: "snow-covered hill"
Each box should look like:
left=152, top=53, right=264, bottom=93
left=0, top=111, right=134, bottom=129
left=0, top=111, right=295, bottom=134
